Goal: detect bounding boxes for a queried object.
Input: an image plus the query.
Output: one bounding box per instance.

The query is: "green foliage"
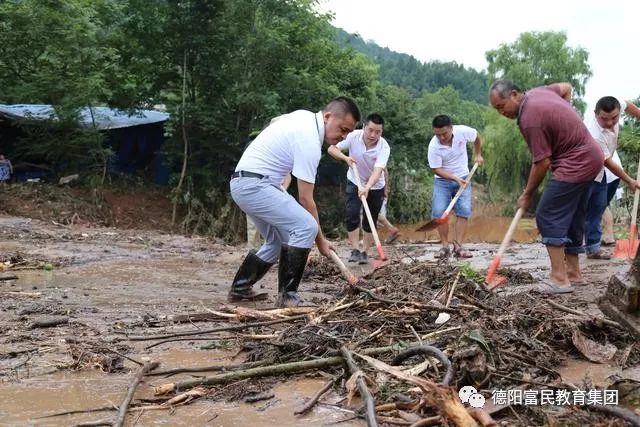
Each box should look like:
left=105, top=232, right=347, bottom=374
left=482, top=110, right=531, bottom=199
left=387, top=158, right=433, bottom=224
left=457, top=262, right=484, bottom=284
left=486, top=31, right=592, bottom=114
left=0, top=1, right=602, bottom=239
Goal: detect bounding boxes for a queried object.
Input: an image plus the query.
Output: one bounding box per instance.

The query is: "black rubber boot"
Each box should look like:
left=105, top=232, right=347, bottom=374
left=228, top=251, right=273, bottom=302
left=276, top=244, right=311, bottom=307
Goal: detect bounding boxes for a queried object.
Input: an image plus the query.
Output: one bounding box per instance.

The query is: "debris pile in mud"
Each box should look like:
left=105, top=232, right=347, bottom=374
left=137, top=260, right=640, bottom=426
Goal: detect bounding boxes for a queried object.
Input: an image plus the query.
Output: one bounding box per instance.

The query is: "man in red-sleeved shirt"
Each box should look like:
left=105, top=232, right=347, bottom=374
left=489, top=80, right=604, bottom=294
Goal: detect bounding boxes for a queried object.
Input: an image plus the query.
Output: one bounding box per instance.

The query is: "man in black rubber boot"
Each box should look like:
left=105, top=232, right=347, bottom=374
left=229, top=97, right=360, bottom=303
left=228, top=251, right=273, bottom=302
left=276, top=245, right=311, bottom=307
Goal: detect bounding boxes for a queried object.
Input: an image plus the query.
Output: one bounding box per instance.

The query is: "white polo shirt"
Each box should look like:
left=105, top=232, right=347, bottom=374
left=336, top=129, right=390, bottom=190
left=604, top=150, right=622, bottom=183
left=427, top=125, right=478, bottom=179
left=586, top=97, right=626, bottom=182
left=235, top=110, right=324, bottom=184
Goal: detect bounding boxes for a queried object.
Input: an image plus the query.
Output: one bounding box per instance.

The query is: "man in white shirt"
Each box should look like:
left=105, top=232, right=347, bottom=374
left=328, top=114, right=391, bottom=263
left=583, top=96, right=640, bottom=261
left=229, top=96, right=360, bottom=307
left=427, top=115, right=483, bottom=259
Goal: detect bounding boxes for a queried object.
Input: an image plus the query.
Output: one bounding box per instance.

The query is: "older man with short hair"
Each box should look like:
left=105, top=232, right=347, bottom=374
left=489, top=80, right=603, bottom=293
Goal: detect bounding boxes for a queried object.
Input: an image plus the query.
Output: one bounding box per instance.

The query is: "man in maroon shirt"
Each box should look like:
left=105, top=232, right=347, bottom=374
left=489, top=80, right=604, bottom=293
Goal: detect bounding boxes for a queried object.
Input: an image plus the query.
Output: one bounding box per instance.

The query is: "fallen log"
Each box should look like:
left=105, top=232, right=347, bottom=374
left=147, top=360, right=265, bottom=377
left=28, top=316, right=69, bottom=329
left=153, top=343, right=404, bottom=395
left=114, top=361, right=159, bottom=427
left=341, top=346, right=378, bottom=427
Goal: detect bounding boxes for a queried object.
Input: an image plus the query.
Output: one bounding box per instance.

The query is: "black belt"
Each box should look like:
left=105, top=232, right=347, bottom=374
left=231, top=170, right=265, bottom=179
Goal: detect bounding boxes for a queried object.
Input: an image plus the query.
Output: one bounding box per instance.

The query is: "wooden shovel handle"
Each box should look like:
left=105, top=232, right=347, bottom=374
left=351, top=165, right=385, bottom=257
left=440, top=162, right=480, bottom=218
left=496, top=207, right=524, bottom=258
left=328, top=250, right=358, bottom=284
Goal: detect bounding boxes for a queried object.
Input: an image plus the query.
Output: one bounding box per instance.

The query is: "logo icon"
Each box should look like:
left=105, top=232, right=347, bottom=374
left=458, top=386, right=486, bottom=408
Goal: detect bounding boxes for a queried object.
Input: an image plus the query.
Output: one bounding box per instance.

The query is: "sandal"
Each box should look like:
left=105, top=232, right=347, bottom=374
left=538, top=280, right=574, bottom=294
left=569, top=279, right=588, bottom=286
left=385, top=230, right=401, bottom=244
left=586, top=250, right=611, bottom=260
left=453, top=241, right=472, bottom=258
left=435, top=247, right=450, bottom=259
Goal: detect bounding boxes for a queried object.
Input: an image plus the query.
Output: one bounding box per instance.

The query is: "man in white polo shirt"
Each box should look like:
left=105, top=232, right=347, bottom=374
left=229, top=96, right=360, bottom=307
left=328, top=113, right=391, bottom=263
left=427, top=115, right=483, bottom=259
left=583, top=96, right=640, bottom=261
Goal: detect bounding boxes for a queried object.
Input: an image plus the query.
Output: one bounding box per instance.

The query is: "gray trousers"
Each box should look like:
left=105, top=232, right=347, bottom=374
left=230, top=176, right=318, bottom=263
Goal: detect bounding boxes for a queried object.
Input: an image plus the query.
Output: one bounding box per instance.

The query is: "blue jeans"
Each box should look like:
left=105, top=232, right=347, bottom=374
left=584, top=178, right=620, bottom=253
left=536, top=179, right=591, bottom=254
left=431, top=177, right=472, bottom=219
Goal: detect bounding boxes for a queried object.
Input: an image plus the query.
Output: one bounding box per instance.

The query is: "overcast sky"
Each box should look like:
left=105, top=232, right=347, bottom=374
left=316, top=0, right=639, bottom=114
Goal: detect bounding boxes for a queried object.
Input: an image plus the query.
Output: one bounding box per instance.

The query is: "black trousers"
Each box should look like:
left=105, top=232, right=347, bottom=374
left=345, top=180, right=385, bottom=233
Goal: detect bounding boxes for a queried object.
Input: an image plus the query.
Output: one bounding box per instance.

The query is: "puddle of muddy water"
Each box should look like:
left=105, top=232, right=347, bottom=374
left=383, top=216, right=538, bottom=244
left=558, top=358, right=620, bottom=388
left=0, top=370, right=361, bottom=426
left=0, top=348, right=361, bottom=426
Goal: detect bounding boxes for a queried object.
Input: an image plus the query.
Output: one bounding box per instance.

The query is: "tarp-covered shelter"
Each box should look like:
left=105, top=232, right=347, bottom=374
left=0, top=104, right=170, bottom=184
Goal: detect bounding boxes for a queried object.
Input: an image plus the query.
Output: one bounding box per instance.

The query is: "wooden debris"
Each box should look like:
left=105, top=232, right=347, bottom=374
left=294, top=378, right=335, bottom=415
left=114, top=361, right=159, bottom=427
left=341, top=346, right=378, bottom=427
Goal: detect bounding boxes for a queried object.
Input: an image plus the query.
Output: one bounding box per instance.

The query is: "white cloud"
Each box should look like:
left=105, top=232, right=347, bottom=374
left=317, top=0, right=640, bottom=111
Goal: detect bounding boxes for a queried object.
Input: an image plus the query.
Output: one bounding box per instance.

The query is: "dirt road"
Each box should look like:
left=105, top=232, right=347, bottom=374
left=0, top=214, right=638, bottom=426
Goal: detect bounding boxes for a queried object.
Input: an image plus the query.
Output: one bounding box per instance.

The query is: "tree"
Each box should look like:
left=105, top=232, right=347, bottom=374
left=484, top=31, right=593, bottom=206
left=486, top=31, right=592, bottom=113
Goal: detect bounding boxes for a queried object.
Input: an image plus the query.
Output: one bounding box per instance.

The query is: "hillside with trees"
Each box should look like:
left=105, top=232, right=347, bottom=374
left=2, top=0, right=631, bottom=241
left=334, top=28, right=489, bottom=104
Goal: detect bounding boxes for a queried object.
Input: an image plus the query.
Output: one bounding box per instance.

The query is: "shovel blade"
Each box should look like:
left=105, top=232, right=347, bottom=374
left=485, top=275, right=508, bottom=290
left=415, top=215, right=448, bottom=232
left=484, top=256, right=507, bottom=290
left=612, top=239, right=640, bottom=259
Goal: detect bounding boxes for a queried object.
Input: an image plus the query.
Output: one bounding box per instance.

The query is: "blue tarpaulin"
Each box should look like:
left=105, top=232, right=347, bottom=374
left=0, top=104, right=171, bottom=184
left=0, top=104, right=169, bottom=130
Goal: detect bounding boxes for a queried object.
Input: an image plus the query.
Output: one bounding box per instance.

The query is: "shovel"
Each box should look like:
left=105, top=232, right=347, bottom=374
left=416, top=162, right=480, bottom=232
left=328, top=249, right=360, bottom=285
left=485, top=207, right=524, bottom=290
left=613, top=157, right=640, bottom=259
left=351, top=165, right=387, bottom=264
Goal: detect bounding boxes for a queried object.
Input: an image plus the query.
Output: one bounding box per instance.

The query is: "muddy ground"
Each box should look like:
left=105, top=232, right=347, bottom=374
left=0, top=212, right=639, bottom=426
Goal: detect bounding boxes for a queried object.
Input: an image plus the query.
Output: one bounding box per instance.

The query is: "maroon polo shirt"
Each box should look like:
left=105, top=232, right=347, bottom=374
left=517, top=84, right=603, bottom=183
